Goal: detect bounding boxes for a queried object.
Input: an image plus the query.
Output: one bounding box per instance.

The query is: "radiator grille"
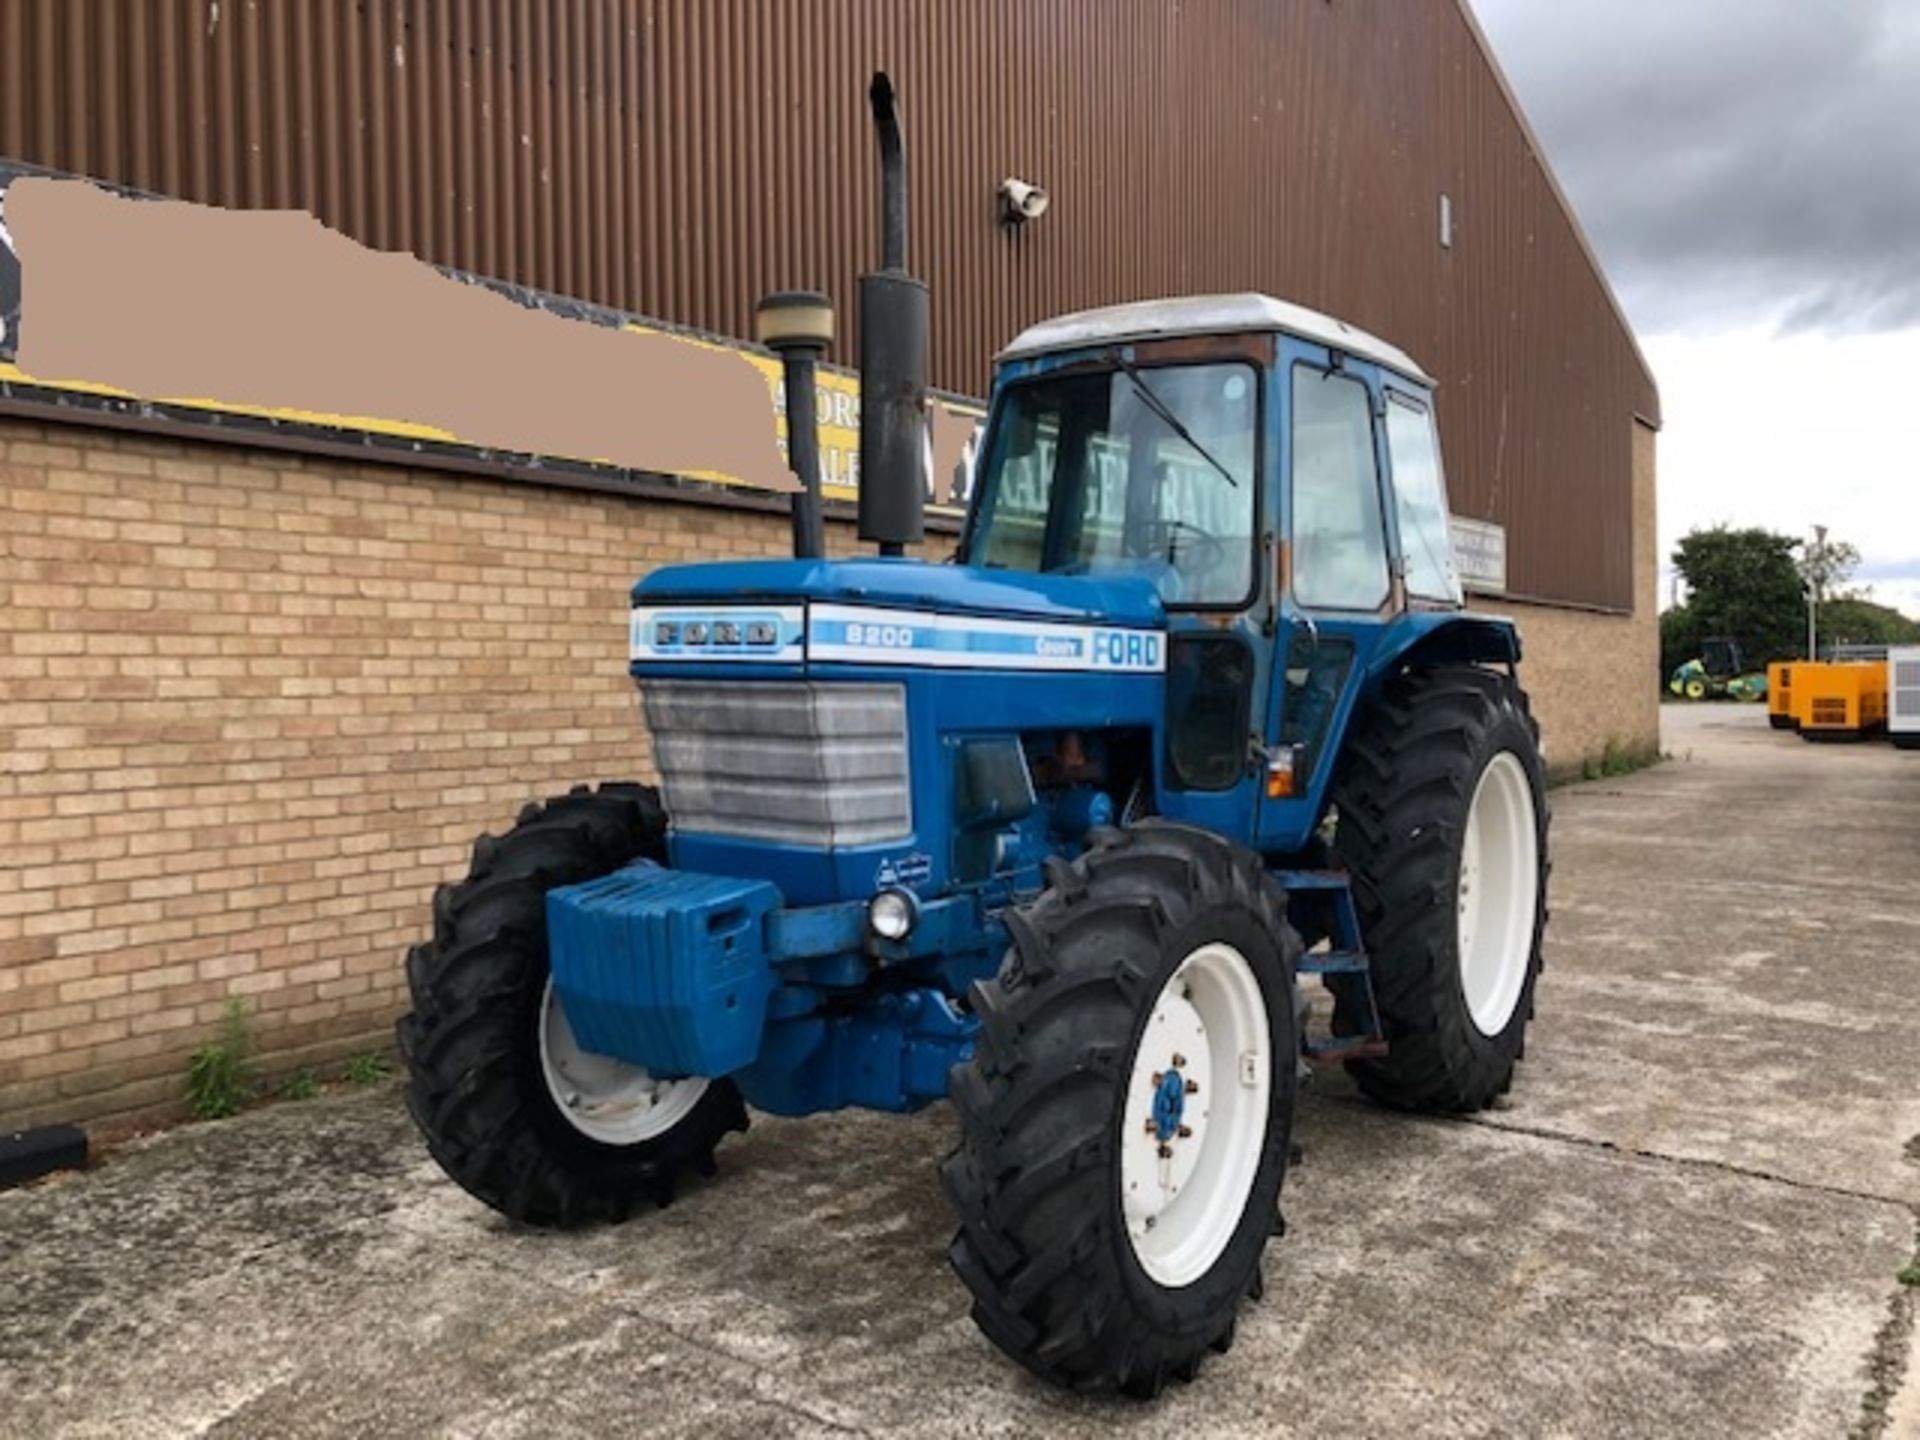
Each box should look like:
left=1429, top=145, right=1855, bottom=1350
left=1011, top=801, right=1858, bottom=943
left=641, top=681, right=910, bottom=848
left=1810, top=698, right=1849, bottom=726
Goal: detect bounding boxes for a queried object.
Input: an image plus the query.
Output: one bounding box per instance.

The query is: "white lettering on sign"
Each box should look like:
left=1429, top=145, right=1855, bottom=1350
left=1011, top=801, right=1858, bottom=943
left=1450, top=518, right=1508, bottom=594
left=806, top=604, right=1169, bottom=673
left=1092, top=630, right=1162, bottom=670
left=844, top=622, right=916, bottom=649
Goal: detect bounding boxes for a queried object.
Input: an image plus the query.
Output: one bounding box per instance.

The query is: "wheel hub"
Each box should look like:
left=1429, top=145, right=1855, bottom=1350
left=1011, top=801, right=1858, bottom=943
left=1119, top=943, right=1271, bottom=1287
left=537, top=978, right=709, bottom=1146
left=1150, top=1063, right=1191, bottom=1143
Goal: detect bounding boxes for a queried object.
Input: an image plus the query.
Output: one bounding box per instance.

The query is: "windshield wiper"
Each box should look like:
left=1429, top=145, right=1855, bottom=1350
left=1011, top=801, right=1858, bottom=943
left=1109, top=352, right=1241, bottom=489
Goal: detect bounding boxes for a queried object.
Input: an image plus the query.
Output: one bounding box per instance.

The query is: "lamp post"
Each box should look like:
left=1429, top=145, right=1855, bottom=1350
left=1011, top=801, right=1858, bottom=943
left=1807, top=523, right=1827, bottom=660
left=755, top=290, right=835, bottom=561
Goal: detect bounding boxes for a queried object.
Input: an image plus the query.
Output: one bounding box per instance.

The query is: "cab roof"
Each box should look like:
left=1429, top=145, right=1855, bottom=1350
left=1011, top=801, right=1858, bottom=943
left=997, top=292, right=1434, bottom=386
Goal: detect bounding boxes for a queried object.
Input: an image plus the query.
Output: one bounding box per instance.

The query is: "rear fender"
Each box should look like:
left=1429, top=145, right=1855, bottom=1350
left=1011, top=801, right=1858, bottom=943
left=1367, top=613, right=1521, bottom=682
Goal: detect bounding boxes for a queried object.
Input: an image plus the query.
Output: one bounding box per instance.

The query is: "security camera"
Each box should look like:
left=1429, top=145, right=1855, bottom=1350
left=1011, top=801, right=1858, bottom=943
left=999, top=177, right=1050, bottom=224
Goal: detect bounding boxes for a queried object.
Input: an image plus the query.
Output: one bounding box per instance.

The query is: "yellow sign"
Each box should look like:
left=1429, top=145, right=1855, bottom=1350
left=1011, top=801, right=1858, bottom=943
left=746, top=352, right=985, bottom=518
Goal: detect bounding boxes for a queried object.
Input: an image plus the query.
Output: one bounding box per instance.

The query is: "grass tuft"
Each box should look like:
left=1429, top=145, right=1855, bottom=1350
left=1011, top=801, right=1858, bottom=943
left=184, top=1000, right=255, bottom=1120
left=1581, top=737, right=1664, bottom=783
left=344, top=1053, right=391, bottom=1086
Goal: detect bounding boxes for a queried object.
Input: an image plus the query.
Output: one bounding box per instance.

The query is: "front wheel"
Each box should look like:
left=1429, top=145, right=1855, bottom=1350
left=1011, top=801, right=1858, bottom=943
left=398, top=783, right=748, bottom=1226
left=1328, top=666, right=1550, bottom=1112
left=943, top=823, right=1300, bottom=1397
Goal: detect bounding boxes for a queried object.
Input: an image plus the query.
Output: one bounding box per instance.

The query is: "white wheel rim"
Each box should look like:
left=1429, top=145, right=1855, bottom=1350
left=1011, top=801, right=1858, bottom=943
left=1119, top=942, right=1272, bottom=1288
left=537, top=978, right=709, bottom=1145
left=1457, top=751, right=1540, bottom=1037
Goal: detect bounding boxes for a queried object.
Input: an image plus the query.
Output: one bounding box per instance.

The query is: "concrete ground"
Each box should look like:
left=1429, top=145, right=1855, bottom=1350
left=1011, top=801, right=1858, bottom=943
left=3, top=705, right=1916, bottom=1438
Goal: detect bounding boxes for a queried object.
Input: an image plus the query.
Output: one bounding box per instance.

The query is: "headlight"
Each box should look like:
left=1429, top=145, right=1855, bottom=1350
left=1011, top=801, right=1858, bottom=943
left=868, top=888, right=917, bottom=941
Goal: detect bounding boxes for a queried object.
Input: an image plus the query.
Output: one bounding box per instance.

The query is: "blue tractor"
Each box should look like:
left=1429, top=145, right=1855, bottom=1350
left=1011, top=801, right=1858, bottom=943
left=400, top=76, right=1549, bottom=1397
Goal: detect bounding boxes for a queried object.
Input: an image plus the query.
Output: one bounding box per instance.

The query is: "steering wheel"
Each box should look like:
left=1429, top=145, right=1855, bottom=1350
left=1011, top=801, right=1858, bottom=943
left=1138, top=518, right=1229, bottom=581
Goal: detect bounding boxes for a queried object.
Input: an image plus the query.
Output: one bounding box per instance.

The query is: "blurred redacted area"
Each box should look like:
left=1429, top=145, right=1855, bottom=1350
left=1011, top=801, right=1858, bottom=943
left=6, top=176, right=797, bottom=495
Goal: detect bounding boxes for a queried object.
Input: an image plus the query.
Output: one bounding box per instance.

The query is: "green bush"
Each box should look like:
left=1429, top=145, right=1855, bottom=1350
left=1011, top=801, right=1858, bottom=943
left=185, top=1000, right=256, bottom=1120
left=279, top=1069, right=320, bottom=1102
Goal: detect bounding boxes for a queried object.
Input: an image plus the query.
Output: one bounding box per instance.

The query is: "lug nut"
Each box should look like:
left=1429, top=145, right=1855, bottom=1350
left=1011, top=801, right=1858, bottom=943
left=1177, top=1125, right=1193, bottom=1139
left=1151, top=1071, right=1163, bottom=1086
left=1157, top=1144, right=1173, bottom=1160
left=1184, top=1078, right=1200, bottom=1095
left=1144, top=1119, right=1158, bottom=1135
left=1171, top=1053, right=1187, bottom=1068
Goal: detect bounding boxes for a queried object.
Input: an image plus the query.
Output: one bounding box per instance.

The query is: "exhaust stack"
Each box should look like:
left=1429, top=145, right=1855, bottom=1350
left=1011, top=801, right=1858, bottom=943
left=856, top=72, right=929, bottom=557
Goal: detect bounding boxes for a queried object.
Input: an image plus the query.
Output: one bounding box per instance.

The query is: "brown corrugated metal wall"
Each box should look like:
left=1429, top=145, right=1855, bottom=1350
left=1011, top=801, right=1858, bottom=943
left=0, top=0, right=1654, bottom=610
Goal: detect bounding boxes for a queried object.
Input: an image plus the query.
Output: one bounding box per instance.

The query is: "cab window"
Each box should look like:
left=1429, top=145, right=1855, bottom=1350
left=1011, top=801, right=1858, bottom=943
left=1291, top=367, right=1390, bottom=611
left=1385, top=394, right=1461, bottom=603
left=970, top=363, right=1258, bottom=608
left=973, top=415, right=1059, bottom=573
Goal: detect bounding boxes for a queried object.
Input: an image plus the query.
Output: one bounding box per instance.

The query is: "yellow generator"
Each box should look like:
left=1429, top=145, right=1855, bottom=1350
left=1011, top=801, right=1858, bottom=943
left=1766, top=662, right=1797, bottom=730
left=1797, top=661, right=1888, bottom=742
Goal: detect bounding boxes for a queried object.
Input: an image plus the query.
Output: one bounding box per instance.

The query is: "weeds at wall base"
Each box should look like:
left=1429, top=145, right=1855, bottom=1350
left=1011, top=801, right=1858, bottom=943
left=183, top=1000, right=255, bottom=1121
left=1579, top=738, right=1668, bottom=783
left=182, top=1007, right=393, bottom=1126
left=344, top=1054, right=391, bottom=1086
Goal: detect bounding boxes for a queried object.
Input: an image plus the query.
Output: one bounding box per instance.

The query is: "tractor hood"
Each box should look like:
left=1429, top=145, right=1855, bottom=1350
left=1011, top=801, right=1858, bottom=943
left=628, top=556, right=1171, bottom=906
left=632, top=556, right=1166, bottom=631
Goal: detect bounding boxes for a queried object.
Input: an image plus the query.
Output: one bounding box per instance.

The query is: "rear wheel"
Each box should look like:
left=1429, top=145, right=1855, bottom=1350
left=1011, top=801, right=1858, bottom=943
left=398, top=783, right=748, bottom=1226
left=943, top=822, right=1300, bottom=1397
left=1328, top=667, right=1549, bottom=1112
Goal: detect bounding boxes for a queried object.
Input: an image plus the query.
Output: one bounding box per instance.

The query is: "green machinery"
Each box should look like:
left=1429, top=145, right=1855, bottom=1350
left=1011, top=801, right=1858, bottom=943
left=1668, top=636, right=1767, bottom=702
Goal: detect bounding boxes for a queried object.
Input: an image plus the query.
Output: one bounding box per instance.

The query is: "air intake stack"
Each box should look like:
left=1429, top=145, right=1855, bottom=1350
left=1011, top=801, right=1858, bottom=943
left=855, top=73, right=929, bottom=557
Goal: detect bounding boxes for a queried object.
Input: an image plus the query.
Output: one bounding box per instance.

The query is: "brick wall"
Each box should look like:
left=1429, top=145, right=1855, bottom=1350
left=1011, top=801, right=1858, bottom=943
left=1, top=414, right=1655, bottom=1130
left=1487, top=421, right=1661, bottom=778
left=0, top=416, right=824, bottom=1131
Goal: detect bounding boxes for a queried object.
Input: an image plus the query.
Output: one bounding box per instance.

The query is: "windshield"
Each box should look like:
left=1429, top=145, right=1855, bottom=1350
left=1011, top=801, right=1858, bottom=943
left=967, top=362, right=1258, bottom=606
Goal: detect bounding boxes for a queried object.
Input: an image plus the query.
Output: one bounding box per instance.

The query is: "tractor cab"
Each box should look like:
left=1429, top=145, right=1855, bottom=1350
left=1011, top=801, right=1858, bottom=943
left=964, top=294, right=1515, bottom=851
left=627, top=295, right=1517, bottom=916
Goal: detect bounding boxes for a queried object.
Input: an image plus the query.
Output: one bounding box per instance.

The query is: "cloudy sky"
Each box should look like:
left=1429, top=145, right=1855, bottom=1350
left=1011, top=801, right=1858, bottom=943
left=1471, top=0, right=1920, bottom=616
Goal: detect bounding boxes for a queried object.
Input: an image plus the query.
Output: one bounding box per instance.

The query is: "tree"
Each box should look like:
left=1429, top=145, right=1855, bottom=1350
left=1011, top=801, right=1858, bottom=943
left=1668, top=526, right=1806, bottom=670
left=1796, top=528, right=1861, bottom=612
left=1796, top=526, right=1862, bottom=654
left=1819, top=596, right=1920, bottom=648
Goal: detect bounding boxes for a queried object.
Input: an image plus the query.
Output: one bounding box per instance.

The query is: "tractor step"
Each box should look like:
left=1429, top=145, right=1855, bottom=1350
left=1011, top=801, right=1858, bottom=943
left=1303, top=1034, right=1390, bottom=1066
left=1277, top=868, right=1352, bottom=892
left=1274, top=867, right=1387, bottom=1060
left=1297, top=948, right=1368, bottom=976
